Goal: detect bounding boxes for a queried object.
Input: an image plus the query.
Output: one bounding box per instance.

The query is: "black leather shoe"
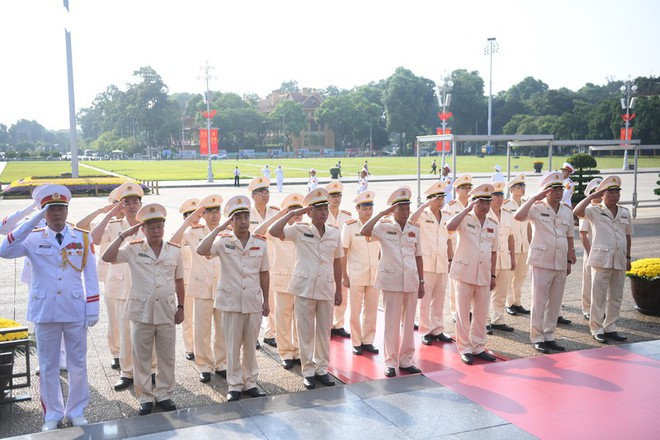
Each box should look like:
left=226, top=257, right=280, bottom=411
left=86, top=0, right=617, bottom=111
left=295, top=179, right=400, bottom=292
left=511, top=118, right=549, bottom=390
left=474, top=351, right=497, bottom=362
left=604, top=332, right=628, bottom=342
left=583, top=313, right=590, bottom=320
left=185, top=352, right=195, bottom=361
left=352, top=345, right=363, bottom=355
left=514, top=305, right=530, bottom=315
left=156, top=399, right=176, bottom=412
left=314, top=373, right=336, bottom=386
left=399, top=365, right=422, bottom=374
left=263, top=338, right=277, bottom=347
left=331, top=328, right=350, bottom=338
left=227, top=391, right=241, bottom=401
left=110, top=357, right=120, bottom=369
left=421, top=334, right=435, bottom=345
left=557, top=316, right=572, bottom=325
left=593, top=333, right=608, bottom=343
left=138, top=402, right=153, bottom=415
left=545, top=340, right=566, bottom=352
left=243, top=387, right=266, bottom=398
left=461, top=353, right=474, bottom=365
left=361, top=344, right=380, bottom=354
left=534, top=342, right=549, bottom=354
left=199, top=372, right=211, bottom=383
left=114, top=377, right=133, bottom=391
left=491, top=323, right=514, bottom=332
left=281, top=359, right=294, bottom=370
left=436, top=333, right=455, bottom=343
left=506, top=306, right=517, bottom=316
left=303, top=376, right=316, bottom=389
left=215, top=369, right=227, bottom=378
left=486, top=325, right=493, bottom=335
left=384, top=367, right=396, bottom=377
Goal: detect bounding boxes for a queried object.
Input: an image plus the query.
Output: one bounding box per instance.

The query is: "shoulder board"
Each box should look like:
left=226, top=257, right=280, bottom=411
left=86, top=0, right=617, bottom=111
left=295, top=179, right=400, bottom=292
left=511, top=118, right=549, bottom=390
left=379, top=216, right=390, bottom=223
left=73, top=226, right=90, bottom=234
left=346, top=219, right=357, bottom=225
left=619, top=205, right=630, bottom=212
left=448, top=200, right=457, bottom=205
left=109, top=219, right=122, bottom=223
left=502, top=207, right=513, bottom=214
left=534, top=200, right=544, bottom=204
left=32, top=227, right=45, bottom=233
left=130, top=239, right=145, bottom=245
left=327, top=224, right=338, bottom=229
left=408, top=221, right=420, bottom=228
left=488, top=216, right=499, bottom=225
left=167, top=241, right=181, bottom=248
left=269, top=206, right=280, bottom=211
left=253, top=234, right=267, bottom=240
left=191, top=224, right=205, bottom=229
left=502, top=199, right=512, bottom=205
left=341, top=209, right=352, bottom=216
left=561, top=202, right=571, bottom=208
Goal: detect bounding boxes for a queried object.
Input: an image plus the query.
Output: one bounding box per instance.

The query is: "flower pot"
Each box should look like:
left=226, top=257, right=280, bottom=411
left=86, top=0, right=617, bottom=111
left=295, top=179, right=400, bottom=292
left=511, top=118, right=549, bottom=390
left=0, top=351, right=14, bottom=399
left=630, top=278, right=660, bottom=316
left=533, top=164, right=543, bottom=173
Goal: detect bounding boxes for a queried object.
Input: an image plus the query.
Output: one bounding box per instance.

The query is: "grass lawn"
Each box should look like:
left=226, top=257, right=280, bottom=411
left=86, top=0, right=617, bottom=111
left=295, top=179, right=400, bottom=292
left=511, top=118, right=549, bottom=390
left=2, top=155, right=659, bottom=183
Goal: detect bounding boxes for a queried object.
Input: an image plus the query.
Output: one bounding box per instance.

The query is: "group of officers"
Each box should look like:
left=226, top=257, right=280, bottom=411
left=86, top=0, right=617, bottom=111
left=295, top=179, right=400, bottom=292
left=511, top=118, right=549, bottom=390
left=0, top=161, right=633, bottom=431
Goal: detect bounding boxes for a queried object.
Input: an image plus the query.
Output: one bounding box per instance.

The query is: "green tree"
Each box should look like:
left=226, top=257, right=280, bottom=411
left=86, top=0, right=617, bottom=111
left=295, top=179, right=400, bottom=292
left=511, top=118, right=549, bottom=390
left=279, top=80, right=300, bottom=93
left=269, top=100, right=305, bottom=151
left=447, top=69, right=487, bottom=137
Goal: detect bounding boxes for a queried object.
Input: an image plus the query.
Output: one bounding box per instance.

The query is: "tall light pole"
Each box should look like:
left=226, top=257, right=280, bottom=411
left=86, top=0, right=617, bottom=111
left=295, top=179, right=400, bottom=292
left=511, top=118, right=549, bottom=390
left=200, top=61, right=215, bottom=182
left=484, top=37, right=498, bottom=153
left=436, top=74, right=453, bottom=167
left=63, top=0, right=79, bottom=178
left=620, top=78, right=637, bottom=170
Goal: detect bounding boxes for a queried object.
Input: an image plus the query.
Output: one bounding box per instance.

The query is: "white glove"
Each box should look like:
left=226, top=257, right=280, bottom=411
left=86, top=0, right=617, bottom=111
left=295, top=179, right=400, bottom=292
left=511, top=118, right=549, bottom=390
left=86, top=315, right=99, bottom=327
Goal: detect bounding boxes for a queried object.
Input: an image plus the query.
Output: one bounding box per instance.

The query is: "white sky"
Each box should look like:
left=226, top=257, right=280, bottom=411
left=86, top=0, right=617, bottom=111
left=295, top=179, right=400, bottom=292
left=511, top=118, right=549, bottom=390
left=1, top=0, right=659, bottom=131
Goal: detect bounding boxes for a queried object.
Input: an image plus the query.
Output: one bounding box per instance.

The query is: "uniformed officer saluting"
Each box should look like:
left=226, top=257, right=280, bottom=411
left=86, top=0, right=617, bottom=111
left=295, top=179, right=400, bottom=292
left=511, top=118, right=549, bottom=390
left=0, top=185, right=99, bottom=431
left=102, top=203, right=185, bottom=416
left=197, top=195, right=270, bottom=401
left=269, top=188, right=343, bottom=390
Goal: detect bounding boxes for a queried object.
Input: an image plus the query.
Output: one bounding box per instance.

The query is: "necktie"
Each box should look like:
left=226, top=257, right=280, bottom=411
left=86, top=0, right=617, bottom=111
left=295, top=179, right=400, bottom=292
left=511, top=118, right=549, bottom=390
left=56, top=233, right=63, bottom=245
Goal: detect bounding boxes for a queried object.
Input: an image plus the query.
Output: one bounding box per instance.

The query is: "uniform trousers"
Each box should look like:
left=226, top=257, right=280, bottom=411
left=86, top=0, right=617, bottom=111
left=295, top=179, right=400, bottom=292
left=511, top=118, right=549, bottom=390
left=104, top=296, right=120, bottom=357
left=332, top=286, right=350, bottom=329
left=276, top=291, right=299, bottom=360
left=34, top=321, right=89, bottom=422
left=131, top=321, right=175, bottom=404
left=491, top=269, right=513, bottom=325
left=221, top=311, right=261, bottom=392
left=181, top=291, right=194, bottom=354
left=194, top=298, right=226, bottom=372
left=294, top=296, right=333, bottom=377
left=382, top=290, right=417, bottom=368
left=116, top=298, right=134, bottom=378
left=506, top=252, right=528, bottom=307
left=590, top=267, right=625, bottom=335
left=455, top=281, right=489, bottom=355
left=349, top=285, right=379, bottom=347
left=581, top=251, right=592, bottom=314
left=418, top=272, right=448, bottom=336
left=277, top=179, right=284, bottom=192
left=263, top=285, right=276, bottom=339
left=529, top=266, right=566, bottom=343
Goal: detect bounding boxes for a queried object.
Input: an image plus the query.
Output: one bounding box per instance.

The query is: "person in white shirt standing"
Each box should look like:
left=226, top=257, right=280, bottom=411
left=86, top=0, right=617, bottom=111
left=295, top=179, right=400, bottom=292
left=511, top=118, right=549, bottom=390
left=275, top=165, right=285, bottom=192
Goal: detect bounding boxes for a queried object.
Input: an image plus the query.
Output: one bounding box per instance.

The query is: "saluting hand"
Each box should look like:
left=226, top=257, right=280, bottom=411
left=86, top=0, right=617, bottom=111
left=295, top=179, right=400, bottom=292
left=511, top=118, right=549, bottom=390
left=121, top=222, right=143, bottom=238
left=188, top=204, right=206, bottom=224
left=381, top=205, right=395, bottom=216
left=290, top=206, right=312, bottom=217
left=110, top=199, right=126, bottom=217
left=534, top=188, right=553, bottom=201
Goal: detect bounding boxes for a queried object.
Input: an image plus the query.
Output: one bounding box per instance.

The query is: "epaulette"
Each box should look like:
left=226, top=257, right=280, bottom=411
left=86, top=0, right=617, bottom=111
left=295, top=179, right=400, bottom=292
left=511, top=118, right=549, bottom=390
left=32, top=227, right=45, bottom=233
left=341, top=209, right=352, bottom=216
left=327, top=224, right=338, bottom=229
left=168, top=241, right=181, bottom=248
left=487, top=216, right=500, bottom=225
left=219, top=232, right=233, bottom=238
left=269, top=206, right=280, bottom=211
left=502, top=199, right=512, bottom=205
left=254, top=234, right=267, bottom=240
left=408, top=221, right=420, bottom=227
left=73, top=226, right=90, bottom=234
left=346, top=219, right=357, bottom=225
left=502, top=207, right=513, bottom=214
left=379, top=216, right=390, bottom=223
left=130, top=239, right=145, bottom=244
left=534, top=200, right=544, bottom=204
left=191, top=224, right=205, bottom=229
left=448, top=200, right=457, bottom=205
left=109, top=218, right=122, bottom=223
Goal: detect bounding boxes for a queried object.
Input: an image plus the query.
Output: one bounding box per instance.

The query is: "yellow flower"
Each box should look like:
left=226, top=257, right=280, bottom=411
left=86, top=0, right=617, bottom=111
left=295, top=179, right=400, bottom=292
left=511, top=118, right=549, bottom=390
left=0, top=318, right=29, bottom=342
left=627, top=258, right=660, bottom=281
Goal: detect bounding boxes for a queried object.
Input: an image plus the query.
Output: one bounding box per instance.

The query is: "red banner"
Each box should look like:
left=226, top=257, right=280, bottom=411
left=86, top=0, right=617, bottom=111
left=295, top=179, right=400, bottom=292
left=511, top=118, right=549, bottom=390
left=436, top=127, right=451, bottom=152
left=620, top=127, right=633, bottom=142
left=199, top=129, right=219, bottom=155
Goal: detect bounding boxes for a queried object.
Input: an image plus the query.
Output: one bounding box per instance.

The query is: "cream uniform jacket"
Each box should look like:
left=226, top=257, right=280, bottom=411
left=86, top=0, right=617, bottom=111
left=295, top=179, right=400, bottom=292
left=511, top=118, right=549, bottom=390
left=183, top=224, right=221, bottom=299
left=115, top=240, right=183, bottom=324
left=327, top=209, right=352, bottom=228
left=493, top=208, right=514, bottom=270
left=584, top=204, right=633, bottom=270
left=503, top=198, right=530, bottom=254
left=341, top=219, right=380, bottom=286
left=283, top=223, right=343, bottom=301
left=210, top=233, right=269, bottom=313
left=101, top=219, right=145, bottom=299
left=526, top=200, right=574, bottom=271
left=418, top=208, right=450, bottom=274
left=270, top=237, right=296, bottom=293
left=371, top=218, right=422, bottom=292
left=249, top=205, right=279, bottom=267
left=0, top=222, right=99, bottom=323
left=562, top=178, right=575, bottom=207
left=450, top=212, right=499, bottom=287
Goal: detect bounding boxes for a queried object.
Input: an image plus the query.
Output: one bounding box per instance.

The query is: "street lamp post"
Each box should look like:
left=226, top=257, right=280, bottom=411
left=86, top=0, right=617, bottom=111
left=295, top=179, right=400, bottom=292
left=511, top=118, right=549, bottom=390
left=200, top=61, right=215, bottom=182
left=484, top=37, right=498, bottom=153
left=620, top=79, right=638, bottom=170
left=436, top=75, right=453, bottom=167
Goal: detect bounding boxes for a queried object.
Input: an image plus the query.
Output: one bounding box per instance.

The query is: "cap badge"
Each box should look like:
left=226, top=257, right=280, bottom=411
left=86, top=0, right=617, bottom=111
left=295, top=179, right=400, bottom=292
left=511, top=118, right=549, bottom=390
left=150, top=207, right=155, bottom=212
left=53, top=193, right=61, bottom=200
left=317, top=191, right=322, bottom=196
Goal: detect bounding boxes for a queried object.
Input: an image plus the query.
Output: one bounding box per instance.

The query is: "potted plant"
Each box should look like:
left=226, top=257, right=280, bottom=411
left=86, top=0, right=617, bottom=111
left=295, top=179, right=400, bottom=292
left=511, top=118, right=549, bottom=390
left=626, top=258, right=660, bottom=315
left=533, top=161, right=543, bottom=173
left=329, top=166, right=341, bottom=179
left=0, top=319, right=31, bottom=399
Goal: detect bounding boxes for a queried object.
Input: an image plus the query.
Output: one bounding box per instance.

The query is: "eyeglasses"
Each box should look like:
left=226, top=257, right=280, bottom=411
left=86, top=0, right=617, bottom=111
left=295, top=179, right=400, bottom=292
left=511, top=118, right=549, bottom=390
left=513, top=184, right=526, bottom=188
left=253, top=190, right=270, bottom=196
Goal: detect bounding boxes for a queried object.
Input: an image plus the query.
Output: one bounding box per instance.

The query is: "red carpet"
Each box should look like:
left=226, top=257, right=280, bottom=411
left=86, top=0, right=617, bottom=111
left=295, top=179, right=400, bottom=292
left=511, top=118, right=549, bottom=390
left=426, top=346, right=660, bottom=440
left=328, top=309, right=506, bottom=383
